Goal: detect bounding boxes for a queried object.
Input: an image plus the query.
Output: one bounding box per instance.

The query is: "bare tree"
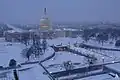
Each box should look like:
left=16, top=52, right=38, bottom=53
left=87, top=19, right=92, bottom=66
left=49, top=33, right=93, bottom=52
left=83, top=54, right=97, bottom=66
left=63, top=61, right=74, bottom=71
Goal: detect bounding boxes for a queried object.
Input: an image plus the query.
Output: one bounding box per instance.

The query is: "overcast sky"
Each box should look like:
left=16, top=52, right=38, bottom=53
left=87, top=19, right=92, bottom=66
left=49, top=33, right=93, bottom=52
left=0, top=0, right=120, bottom=24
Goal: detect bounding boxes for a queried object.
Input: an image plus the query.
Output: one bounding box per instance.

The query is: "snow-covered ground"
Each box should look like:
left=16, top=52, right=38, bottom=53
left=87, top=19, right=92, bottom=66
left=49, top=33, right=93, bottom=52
left=0, top=37, right=120, bottom=80
left=0, top=39, right=55, bottom=80
left=47, top=37, right=83, bottom=46
left=46, top=37, right=120, bottom=79
left=0, top=42, right=26, bottom=67
left=0, top=64, right=50, bottom=80
left=0, top=39, right=55, bottom=67
left=47, top=37, right=119, bottom=49
left=43, top=51, right=85, bottom=73
left=19, top=64, right=50, bottom=80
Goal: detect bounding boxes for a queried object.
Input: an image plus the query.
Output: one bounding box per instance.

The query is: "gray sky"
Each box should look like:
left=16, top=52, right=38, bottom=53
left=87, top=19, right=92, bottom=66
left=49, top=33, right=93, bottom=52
left=0, top=0, right=120, bottom=24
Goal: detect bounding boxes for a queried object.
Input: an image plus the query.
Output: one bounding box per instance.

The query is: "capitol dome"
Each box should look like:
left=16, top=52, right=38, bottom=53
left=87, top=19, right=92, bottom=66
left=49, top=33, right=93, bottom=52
left=40, top=8, right=52, bottom=31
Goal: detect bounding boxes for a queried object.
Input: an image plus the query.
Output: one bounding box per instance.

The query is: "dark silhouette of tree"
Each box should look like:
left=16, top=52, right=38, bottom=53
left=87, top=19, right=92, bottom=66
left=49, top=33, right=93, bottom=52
left=21, top=33, right=30, bottom=46
left=84, top=54, right=97, bottom=66
left=96, top=33, right=108, bottom=45
left=21, top=47, right=33, bottom=61
left=9, top=59, right=17, bottom=67
left=63, top=61, right=74, bottom=71
left=42, top=38, right=47, bottom=52
left=82, top=29, right=91, bottom=42
left=115, top=40, right=120, bottom=47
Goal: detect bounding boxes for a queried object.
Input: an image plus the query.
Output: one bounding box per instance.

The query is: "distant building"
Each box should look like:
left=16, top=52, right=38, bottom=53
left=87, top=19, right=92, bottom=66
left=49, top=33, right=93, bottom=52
left=4, top=30, right=30, bottom=42
left=4, top=8, right=82, bottom=42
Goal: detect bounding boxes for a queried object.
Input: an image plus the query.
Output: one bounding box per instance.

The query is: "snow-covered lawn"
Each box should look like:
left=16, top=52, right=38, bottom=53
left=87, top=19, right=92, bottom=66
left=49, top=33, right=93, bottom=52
left=0, top=64, right=50, bottom=80
left=0, top=42, right=26, bottom=67
left=0, top=37, right=120, bottom=80
left=43, top=51, right=85, bottom=73
left=19, top=64, right=50, bottom=80
left=0, top=40, right=55, bottom=67
left=47, top=37, right=83, bottom=46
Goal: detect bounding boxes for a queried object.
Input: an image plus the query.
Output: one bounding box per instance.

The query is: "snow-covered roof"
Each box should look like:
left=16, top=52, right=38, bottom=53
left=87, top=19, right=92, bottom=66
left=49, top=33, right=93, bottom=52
left=29, top=29, right=37, bottom=32
left=63, top=28, right=78, bottom=31
left=7, top=24, right=24, bottom=33
left=6, top=30, right=17, bottom=33
left=54, top=29, right=62, bottom=31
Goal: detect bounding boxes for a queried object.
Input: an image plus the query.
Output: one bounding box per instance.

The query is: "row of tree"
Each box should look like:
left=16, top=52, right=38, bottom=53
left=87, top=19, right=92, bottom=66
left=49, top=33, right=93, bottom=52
left=21, top=37, right=48, bottom=61
left=82, top=28, right=120, bottom=46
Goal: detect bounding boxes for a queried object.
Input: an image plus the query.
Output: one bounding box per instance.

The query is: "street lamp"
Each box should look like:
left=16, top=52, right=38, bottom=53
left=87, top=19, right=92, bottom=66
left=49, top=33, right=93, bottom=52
left=102, top=57, right=104, bottom=70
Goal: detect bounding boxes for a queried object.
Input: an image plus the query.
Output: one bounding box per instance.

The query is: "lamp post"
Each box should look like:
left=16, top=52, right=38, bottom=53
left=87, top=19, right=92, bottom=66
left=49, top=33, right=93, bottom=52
left=13, top=69, right=19, bottom=80
left=102, top=57, right=104, bottom=70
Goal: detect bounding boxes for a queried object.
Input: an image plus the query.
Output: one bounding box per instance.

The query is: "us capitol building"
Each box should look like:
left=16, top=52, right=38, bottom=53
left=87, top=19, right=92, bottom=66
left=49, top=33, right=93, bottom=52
left=38, top=8, right=80, bottom=39
left=4, top=8, right=81, bottom=42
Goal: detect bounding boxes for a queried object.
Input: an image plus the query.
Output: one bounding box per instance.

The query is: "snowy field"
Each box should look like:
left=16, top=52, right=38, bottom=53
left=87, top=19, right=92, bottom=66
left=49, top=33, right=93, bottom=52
left=43, top=51, right=85, bottom=73
left=0, top=41, right=26, bottom=66
left=0, top=64, right=50, bottom=80
left=46, top=37, right=120, bottom=79
left=47, top=37, right=119, bottom=50
left=0, top=37, right=120, bottom=80
left=47, top=37, right=83, bottom=46
left=0, top=39, right=54, bottom=67
left=19, top=64, right=50, bottom=80
left=0, top=38, right=55, bottom=80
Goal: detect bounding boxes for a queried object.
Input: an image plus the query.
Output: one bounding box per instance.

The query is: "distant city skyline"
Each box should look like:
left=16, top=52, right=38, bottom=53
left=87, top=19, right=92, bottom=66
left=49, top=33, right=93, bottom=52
left=0, top=0, right=120, bottom=24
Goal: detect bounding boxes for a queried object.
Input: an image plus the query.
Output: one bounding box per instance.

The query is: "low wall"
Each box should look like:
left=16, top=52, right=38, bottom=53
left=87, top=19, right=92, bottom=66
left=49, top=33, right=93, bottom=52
left=79, top=43, right=120, bottom=51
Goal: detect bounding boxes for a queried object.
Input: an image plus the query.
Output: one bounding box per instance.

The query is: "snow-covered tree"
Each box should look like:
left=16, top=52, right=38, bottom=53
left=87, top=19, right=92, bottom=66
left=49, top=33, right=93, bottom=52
left=115, top=40, right=120, bottom=47
left=82, top=29, right=91, bottom=43
left=96, top=33, right=108, bottom=46
left=21, top=48, right=33, bottom=61
left=63, top=61, right=74, bottom=71
left=83, top=54, right=97, bottom=66
left=42, top=38, right=47, bottom=52
left=9, top=59, right=17, bottom=67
